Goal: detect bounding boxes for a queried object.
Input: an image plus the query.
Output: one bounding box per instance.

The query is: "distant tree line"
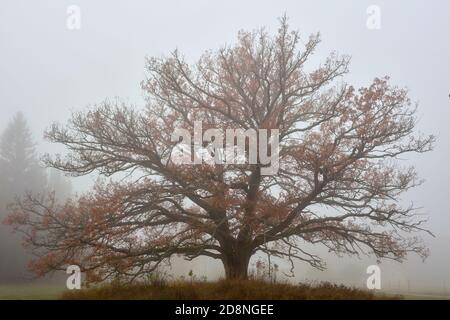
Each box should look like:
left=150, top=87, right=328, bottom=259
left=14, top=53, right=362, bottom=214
left=0, top=112, right=71, bottom=283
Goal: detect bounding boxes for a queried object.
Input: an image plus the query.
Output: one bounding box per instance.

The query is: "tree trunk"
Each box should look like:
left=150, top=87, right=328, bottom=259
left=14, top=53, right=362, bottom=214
left=222, top=251, right=251, bottom=280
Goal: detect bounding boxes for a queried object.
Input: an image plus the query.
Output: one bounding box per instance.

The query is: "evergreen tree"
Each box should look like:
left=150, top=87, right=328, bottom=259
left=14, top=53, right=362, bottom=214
left=0, top=112, right=46, bottom=283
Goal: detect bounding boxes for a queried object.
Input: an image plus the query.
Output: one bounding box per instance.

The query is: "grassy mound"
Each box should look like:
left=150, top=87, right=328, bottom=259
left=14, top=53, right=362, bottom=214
left=62, top=279, right=385, bottom=300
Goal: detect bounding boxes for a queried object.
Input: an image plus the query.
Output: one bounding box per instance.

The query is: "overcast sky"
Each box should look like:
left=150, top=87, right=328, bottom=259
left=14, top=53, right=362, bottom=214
left=1, top=0, right=449, bottom=292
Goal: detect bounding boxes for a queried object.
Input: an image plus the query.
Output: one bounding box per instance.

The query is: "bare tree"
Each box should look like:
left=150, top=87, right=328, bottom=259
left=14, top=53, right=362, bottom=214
left=5, top=18, right=434, bottom=282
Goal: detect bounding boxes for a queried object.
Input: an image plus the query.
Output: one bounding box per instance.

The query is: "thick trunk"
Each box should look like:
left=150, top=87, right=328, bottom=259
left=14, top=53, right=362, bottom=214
left=222, top=252, right=251, bottom=280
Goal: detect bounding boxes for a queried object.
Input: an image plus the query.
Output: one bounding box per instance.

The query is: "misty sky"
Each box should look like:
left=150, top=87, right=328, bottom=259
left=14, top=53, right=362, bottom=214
left=1, top=0, right=449, bottom=291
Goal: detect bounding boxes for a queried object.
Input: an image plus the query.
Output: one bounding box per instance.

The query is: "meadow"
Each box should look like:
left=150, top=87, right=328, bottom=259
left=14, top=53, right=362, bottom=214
left=3, top=280, right=450, bottom=300
left=0, top=284, right=65, bottom=300
left=63, top=280, right=381, bottom=300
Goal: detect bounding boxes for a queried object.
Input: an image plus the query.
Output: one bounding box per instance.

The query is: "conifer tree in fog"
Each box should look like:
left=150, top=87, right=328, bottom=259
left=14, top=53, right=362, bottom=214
left=0, top=112, right=45, bottom=197
left=0, top=113, right=72, bottom=282
left=0, top=112, right=46, bottom=282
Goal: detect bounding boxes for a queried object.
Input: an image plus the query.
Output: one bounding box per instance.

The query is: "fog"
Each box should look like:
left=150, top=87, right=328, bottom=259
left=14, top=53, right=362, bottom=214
left=1, top=0, right=449, bottom=294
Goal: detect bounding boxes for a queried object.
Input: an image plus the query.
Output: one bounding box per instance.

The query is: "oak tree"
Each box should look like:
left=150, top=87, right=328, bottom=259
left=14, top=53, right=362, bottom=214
left=5, top=18, right=434, bottom=281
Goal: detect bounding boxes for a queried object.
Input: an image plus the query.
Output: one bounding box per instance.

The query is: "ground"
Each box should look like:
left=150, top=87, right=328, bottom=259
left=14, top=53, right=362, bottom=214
left=0, top=284, right=64, bottom=300
left=61, top=280, right=380, bottom=300
left=1, top=281, right=449, bottom=300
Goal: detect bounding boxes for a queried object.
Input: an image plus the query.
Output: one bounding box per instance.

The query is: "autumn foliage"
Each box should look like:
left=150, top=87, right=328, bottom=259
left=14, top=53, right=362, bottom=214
left=5, top=17, right=433, bottom=282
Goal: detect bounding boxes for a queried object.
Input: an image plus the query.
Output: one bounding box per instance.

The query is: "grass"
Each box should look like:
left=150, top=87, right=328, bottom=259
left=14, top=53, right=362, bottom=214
left=382, top=290, right=450, bottom=300
left=0, top=284, right=66, bottom=300
left=61, top=279, right=385, bottom=300
left=4, top=281, right=449, bottom=300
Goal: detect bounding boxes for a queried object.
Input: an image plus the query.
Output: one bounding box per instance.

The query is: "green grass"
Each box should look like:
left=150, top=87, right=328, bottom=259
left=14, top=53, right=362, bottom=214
left=0, top=284, right=67, bottom=300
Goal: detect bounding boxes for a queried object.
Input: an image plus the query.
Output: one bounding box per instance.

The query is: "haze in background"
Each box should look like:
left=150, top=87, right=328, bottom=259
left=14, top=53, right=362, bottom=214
left=1, top=0, right=449, bottom=293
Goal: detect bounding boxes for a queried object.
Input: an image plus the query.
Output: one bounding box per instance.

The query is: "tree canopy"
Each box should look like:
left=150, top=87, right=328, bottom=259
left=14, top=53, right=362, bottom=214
left=5, top=18, right=434, bottom=282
